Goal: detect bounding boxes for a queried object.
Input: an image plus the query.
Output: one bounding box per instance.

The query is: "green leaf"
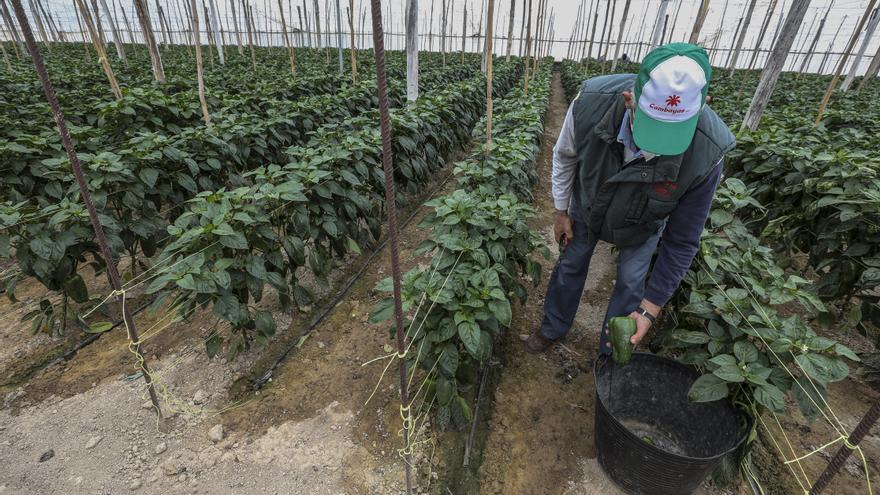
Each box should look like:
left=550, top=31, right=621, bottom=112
left=488, top=299, right=512, bottom=326
left=795, top=353, right=849, bottom=383
left=254, top=310, right=276, bottom=337
left=754, top=384, right=785, bottom=413
left=672, top=329, right=711, bottom=344
left=346, top=237, right=362, bottom=254
left=218, top=231, right=248, bottom=250
left=246, top=256, right=267, bottom=280
left=369, top=297, right=395, bottom=324
left=458, top=320, right=481, bottom=357
left=138, top=168, right=161, bottom=188
left=712, top=364, right=746, bottom=383
left=64, top=275, right=88, bottom=303
left=734, top=340, right=759, bottom=363
left=833, top=344, right=860, bottom=362
left=793, top=377, right=826, bottom=422
left=688, top=374, right=729, bottom=402
left=85, top=321, right=113, bottom=334
left=439, top=342, right=459, bottom=377
left=708, top=354, right=737, bottom=368
left=205, top=332, right=222, bottom=358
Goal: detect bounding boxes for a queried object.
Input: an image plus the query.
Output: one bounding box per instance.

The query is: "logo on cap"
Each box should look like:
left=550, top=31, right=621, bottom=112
left=665, top=94, right=681, bottom=107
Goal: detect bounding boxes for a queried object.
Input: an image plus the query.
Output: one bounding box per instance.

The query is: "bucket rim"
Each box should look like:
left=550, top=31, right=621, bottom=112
left=593, top=352, right=752, bottom=462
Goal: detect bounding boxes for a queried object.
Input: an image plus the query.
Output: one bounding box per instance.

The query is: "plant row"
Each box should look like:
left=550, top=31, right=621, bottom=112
left=0, top=59, right=485, bottom=336
left=140, top=60, right=525, bottom=359
left=370, top=65, right=553, bottom=429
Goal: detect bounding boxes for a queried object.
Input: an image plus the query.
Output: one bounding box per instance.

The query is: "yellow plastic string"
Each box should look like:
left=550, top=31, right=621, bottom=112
left=753, top=404, right=811, bottom=493
left=730, top=270, right=849, bottom=436
left=783, top=434, right=873, bottom=495
left=698, top=260, right=847, bottom=438
left=361, top=251, right=464, bottom=406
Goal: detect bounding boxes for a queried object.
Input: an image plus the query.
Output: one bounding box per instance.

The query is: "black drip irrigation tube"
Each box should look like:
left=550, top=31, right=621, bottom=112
left=48, top=298, right=156, bottom=367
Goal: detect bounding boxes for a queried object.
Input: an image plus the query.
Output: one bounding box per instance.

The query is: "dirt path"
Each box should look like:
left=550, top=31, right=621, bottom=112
left=477, top=70, right=625, bottom=495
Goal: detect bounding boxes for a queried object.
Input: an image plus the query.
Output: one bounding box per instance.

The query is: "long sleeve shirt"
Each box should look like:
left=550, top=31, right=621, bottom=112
left=551, top=101, right=724, bottom=308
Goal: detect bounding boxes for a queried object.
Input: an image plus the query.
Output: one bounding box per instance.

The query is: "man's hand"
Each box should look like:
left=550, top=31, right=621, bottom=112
left=628, top=299, right=661, bottom=345
left=554, top=210, right=573, bottom=249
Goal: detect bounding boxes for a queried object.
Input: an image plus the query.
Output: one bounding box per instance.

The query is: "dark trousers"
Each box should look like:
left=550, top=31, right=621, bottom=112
left=540, top=209, right=663, bottom=354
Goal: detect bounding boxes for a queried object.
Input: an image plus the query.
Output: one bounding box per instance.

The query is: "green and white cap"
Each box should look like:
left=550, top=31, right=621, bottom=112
left=633, top=42, right=712, bottom=156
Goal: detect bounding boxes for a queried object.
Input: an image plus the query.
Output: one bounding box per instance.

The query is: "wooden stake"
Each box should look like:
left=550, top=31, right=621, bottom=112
left=359, top=6, right=365, bottom=49
left=190, top=0, right=210, bottom=124
left=842, top=7, right=880, bottom=90
left=427, top=0, right=433, bottom=51
left=666, top=0, right=683, bottom=44
left=789, top=9, right=818, bottom=71
left=243, top=0, right=256, bottom=68
left=816, top=0, right=878, bottom=124
left=478, top=0, right=486, bottom=71
left=208, top=0, right=225, bottom=63
left=798, top=1, right=833, bottom=76
left=36, top=0, right=60, bottom=42
left=336, top=0, right=344, bottom=73
left=97, top=0, right=125, bottom=60
left=461, top=0, right=466, bottom=62
left=724, top=17, right=743, bottom=67
left=134, top=0, right=165, bottom=82
left=858, top=28, right=880, bottom=89
left=485, top=0, right=494, bottom=145
left=440, top=0, right=446, bottom=63
left=818, top=15, right=846, bottom=75
left=746, top=0, right=778, bottom=69
left=586, top=0, right=598, bottom=62
left=567, top=0, right=582, bottom=60
left=276, top=0, right=296, bottom=77
left=708, top=0, right=728, bottom=62
left=741, top=0, right=811, bottom=131
left=523, top=0, right=531, bottom=93
left=0, top=32, right=10, bottom=69
left=117, top=0, right=134, bottom=44
left=632, top=0, right=648, bottom=60
left=328, top=0, right=334, bottom=57
left=86, top=0, right=105, bottom=46
left=518, top=0, right=525, bottom=55
left=174, top=0, right=194, bottom=52
left=10, top=0, right=166, bottom=425
left=203, top=1, right=216, bottom=67
left=73, top=0, right=91, bottom=52
left=689, top=0, right=710, bottom=43
left=727, top=0, right=757, bottom=74
left=228, top=0, right=242, bottom=53
left=29, top=0, right=50, bottom=48
left=650, top=0, right=671, bottom=47
left=312, top=0, right=321, bottom=49
left=596, top=0, right=612, bottom=59
left=348, top=0, right=356, bottom=80
left=610, top=0, right=630, bottom=71
left=76, top=0, right=123, bottom=99
left=406, top=0, right=418, bottom=100
left=0, top=0, right=24, bottom=57
left=505, top=0, right=515, bottom=60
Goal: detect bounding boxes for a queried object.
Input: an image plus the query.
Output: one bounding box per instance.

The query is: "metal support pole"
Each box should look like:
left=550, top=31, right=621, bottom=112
left=9, top=0, right=164, bottom=422
left=809, top=400, right=880, bottom=494
left=366, top=0, right=412, bottom=491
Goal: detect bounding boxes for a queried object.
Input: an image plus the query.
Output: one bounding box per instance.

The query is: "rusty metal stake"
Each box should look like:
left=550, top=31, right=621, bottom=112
left=809, top=399, right=880, bottom=494
left=366, top=0, right=412, bottom=492
left=10, top=0, right=164, bottom=423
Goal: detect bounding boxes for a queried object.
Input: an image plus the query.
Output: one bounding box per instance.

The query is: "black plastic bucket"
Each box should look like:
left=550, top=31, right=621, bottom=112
left=593, top=353, right=749, bottom=495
